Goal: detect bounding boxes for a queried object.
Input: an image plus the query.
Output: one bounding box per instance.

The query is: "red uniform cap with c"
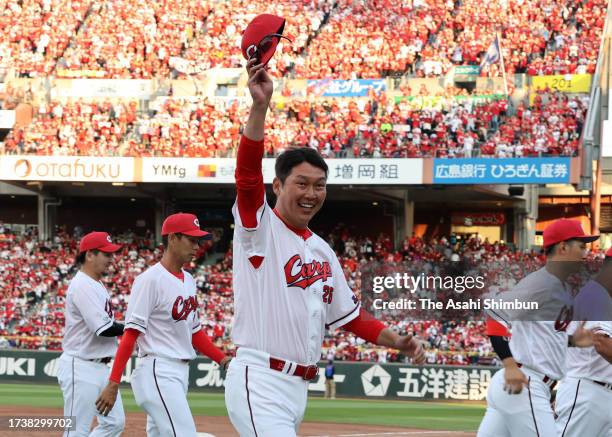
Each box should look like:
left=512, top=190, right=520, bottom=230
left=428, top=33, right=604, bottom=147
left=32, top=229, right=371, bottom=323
left=79, top=232, right=122, bottom=253
left=161, top=212, right=211, bottom=238
left=542, top=219, right=598, bottom=248
left=241, top=14, right=289, bottom=67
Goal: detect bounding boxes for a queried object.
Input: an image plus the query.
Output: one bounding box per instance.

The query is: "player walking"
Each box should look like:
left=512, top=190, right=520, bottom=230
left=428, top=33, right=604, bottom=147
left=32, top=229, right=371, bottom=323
left=224, top=47, right=426, bottom=436
left=57, top=231, right=125, bottom=437
left=555, top=247, right=612, bottom=437
left=477, top=219, right=597, bottom=437
left=95, top=213, right=231, bottom=437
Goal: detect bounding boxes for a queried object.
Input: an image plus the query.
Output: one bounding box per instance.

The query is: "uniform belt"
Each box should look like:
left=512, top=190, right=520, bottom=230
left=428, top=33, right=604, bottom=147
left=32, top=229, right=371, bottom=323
left=269, top=357, right=319, bottom=381
left=88, top=357, right=112, bottom=364
left=593, top=380, right=612, bottom=390
left=141, top=354, right=189, bottom=363
left=517, top=363, right=558, bottom=390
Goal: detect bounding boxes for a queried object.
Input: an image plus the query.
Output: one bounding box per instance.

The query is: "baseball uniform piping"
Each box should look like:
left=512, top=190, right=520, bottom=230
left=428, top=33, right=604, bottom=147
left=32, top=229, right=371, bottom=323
left=67, top=357, right=74, bottom=437
left=527, top=377, right=541, bottom=437
left=245, top=366, right=259, bottom=437
left=327, top=304, right=359, bottom=327
left=560, top=380, right=580, bottom=437
left=94, top=320, right=113, bottom=336
left=153, top=359, right=176, bottom=437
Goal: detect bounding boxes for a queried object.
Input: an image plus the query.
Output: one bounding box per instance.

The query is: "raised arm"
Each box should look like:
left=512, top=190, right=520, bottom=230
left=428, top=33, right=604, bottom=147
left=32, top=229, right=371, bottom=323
left=235, top=59, right=274, bottom=228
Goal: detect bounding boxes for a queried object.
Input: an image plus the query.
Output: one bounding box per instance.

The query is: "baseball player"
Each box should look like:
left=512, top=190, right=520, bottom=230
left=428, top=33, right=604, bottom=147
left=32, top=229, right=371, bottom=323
left=224, top=24, right=426, bottom=437
left=477, top=219, right=597, bottom=437
left=95, top=213, right=231, bottom=437
left=555, top=247, right=612, bottom=437
left=57, top=231, right=125, bottom=437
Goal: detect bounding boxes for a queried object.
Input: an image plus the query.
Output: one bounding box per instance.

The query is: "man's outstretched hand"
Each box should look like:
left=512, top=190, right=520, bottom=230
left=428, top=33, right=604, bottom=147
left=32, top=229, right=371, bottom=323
left=246, top=58, right=273, bottom=108
left=394, top=335, right=426, bottom=365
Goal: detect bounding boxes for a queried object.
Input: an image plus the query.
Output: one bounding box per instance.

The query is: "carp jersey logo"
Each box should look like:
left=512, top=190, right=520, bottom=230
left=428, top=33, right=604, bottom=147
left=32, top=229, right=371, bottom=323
left=172, top=295, right=198, bottom=322
left=284, top=254, right=332, bottom=289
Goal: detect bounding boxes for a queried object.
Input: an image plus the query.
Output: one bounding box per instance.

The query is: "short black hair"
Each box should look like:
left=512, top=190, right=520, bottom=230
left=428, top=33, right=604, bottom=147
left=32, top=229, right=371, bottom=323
left=75, top=249, right=100, bottom=265
left=275, top=147, right=328, bottom=184
left=162, top=235, right=169, bottom=248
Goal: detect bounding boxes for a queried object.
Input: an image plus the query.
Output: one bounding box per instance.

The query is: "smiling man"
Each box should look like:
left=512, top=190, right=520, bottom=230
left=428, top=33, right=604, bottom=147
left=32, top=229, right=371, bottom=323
left=223, top=57, right=426, bottom=437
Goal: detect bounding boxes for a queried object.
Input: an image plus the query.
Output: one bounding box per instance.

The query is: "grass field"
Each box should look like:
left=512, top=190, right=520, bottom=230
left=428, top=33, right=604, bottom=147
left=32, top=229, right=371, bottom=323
left=0, top=383, right=484, bottom=432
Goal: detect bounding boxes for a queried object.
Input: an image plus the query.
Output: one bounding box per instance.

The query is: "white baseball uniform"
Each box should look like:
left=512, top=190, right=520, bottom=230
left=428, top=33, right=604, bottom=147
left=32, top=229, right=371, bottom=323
left=58, top=271, right=125, bottom=437
left=125, top=263, right=202, bottom=437
left=478, top=267, right=573, bottom=437
left=225, top=135, right=360, bottom=437
left=556, top=279, right=612, bottom=437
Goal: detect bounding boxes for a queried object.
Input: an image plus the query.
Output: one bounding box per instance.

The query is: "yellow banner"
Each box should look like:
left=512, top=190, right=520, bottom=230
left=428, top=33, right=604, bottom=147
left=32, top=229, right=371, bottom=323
left=531, top=74, right=592, bottom=93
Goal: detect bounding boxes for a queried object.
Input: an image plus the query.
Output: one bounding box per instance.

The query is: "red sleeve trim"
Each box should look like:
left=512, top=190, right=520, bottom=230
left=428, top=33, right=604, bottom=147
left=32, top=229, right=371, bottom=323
left=109, top=328, right=139, bottom=383
left=342, top=309, right=386, bottom=344
left=236, top=134, right=265, bottom=228
left=192, top=329, right=225, bottom=364
left=486, top=318, right=510, bottom=337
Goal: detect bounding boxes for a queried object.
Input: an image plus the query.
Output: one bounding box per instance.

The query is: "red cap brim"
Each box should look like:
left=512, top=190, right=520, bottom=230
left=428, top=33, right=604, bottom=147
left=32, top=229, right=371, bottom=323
left=182, top=229, right=212, bottom=239
left=260, top=38, right=281, bottom=67
left=575, top=235, right=599, bottom=244
left=98, top=243, right=122, bottom=253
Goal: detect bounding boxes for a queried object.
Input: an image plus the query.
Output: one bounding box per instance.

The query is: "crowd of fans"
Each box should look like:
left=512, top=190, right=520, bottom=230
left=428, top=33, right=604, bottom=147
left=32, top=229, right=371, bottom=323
left=0, top=89, right=584, bottom=158
left=2, top=0, right=606, bottom=79
left=4, top=222, right=605, bottom=364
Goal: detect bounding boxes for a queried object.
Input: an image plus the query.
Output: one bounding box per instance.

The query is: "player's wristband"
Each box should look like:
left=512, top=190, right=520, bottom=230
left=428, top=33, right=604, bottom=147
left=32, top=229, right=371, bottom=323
left=490, top=335, right=512, bottom=360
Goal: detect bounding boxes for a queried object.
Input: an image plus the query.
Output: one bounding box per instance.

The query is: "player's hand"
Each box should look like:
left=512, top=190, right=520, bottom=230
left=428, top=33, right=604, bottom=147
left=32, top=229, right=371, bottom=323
left=394, top=335, right=426, bottom=365
left=593, top=331, right=612, bottom=364
left=246, top=58, right=273, bottom=107
left=503, top=362, right=528, bottom=394
left=571, top=321, right=594, bottom=348
left=220, top=356, right=232, bottom=373
left=95, top=381, right=119, bottom=416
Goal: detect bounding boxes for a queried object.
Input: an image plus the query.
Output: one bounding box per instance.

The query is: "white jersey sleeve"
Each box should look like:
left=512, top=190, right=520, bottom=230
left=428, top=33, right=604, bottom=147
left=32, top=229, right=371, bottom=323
left=231, top=195, right=270, bottom=262
left=125, top=274, right=158, bottom=334
left=71, top=281, right=114, bottom=336
left=326, top=254, right=360, bottom=330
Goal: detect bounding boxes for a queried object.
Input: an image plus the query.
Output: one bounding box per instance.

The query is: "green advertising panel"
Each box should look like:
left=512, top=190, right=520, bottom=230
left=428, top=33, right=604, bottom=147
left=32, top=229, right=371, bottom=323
left=0, top=350, right=498, bottom=400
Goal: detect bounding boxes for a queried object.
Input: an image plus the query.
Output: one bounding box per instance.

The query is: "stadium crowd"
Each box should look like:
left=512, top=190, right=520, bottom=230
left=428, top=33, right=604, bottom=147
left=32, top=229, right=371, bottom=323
left=4, top=222, right=602, bottom=365
left=1, top=89, right=585, bottom=158
left=3, top=0, right=606, bottom=79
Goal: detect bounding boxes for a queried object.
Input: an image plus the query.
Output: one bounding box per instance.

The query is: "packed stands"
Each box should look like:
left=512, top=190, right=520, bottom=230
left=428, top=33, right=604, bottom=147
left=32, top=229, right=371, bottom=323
left=0, top=0, right=605, bottom=79
left=1, top=90, right=584, bottom=158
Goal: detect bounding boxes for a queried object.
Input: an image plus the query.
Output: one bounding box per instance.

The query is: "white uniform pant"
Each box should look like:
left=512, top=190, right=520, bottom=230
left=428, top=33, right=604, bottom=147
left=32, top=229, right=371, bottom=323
left=225, top=348, right=309, bottom=437
left=477, top=366, right=556, bottom=437
left=131, top=356, right=196, bottom=437
left=555, top=376, right=612, bottom=437
left=57, top=353, right=125, bottom=437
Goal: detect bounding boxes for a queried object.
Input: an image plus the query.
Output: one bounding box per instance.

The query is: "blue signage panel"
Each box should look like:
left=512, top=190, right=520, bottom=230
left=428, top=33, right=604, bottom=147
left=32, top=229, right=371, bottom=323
left=306, top=79, right=386, bottom=97
left=432, top=158, right=571, bottom=184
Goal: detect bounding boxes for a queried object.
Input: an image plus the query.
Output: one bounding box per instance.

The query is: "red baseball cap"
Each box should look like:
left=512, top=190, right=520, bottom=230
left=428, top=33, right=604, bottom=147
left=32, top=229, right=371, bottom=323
left=241, top=14, right=287, bottom=66
left=542, top=219, right=598, bottom=248
left=79, top=232, right=122, bottom=253
left=605, top=246, right=612, bottom=258
left=161, top=213, right=211, bottom=238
